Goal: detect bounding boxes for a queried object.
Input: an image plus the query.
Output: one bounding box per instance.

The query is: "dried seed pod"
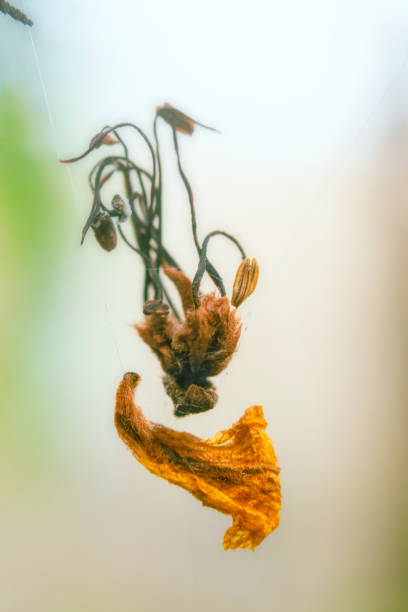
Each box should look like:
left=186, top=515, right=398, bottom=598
left=111, top=194, right=131, bottom=222
left=91, top=212, right=117, bottom=251
left=231, top=258, right=259, bottom=308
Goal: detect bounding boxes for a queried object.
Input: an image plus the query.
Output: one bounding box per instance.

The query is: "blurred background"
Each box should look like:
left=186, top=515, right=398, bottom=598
left=1, top=1, right=408, bottom=610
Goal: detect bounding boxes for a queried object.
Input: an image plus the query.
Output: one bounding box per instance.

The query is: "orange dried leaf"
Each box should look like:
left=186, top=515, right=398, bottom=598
left=115, top=372, right=281, bottom=550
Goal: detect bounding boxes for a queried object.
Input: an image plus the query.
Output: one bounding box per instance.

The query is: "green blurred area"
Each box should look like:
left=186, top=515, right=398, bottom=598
left=0, top=88, right=68, bottom=474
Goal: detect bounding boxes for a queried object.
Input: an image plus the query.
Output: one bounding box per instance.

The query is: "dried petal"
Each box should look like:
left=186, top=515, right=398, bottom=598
left=91, top=212, right=117, bottom=251
left=231, top=258, right=260, bottom=308
left=162, top=264, right=195, bottom=313
left=115, top=372, right=281, bottom=550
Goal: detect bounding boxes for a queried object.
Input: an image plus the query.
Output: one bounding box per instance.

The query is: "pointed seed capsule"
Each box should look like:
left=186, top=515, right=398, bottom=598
left=231, top=258, right=259, bottom=308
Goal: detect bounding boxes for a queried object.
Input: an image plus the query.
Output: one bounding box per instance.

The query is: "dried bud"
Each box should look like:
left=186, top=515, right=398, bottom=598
left=111, top=194, right=131, bottom=222
left=91, top=212, right=117, bottom=251
left=89, top=132, right=119, bottom=150
left=231, top=258, right=259, bottom=308
left=156, top=103, right=195, bottom=135
left=143, top=299, right=170, bottom=316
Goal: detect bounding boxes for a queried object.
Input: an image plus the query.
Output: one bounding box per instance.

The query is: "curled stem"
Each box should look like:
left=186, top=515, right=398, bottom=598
left=192, top=231, right=246, bottom=307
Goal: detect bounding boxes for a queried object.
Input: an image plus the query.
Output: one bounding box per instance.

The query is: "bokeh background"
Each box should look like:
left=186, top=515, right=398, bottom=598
left=1, top=1, right=408, bottom=610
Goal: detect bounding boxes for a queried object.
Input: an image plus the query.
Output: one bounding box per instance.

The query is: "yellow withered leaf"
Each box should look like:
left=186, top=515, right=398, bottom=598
left=115, top=372, right=281, bottom=550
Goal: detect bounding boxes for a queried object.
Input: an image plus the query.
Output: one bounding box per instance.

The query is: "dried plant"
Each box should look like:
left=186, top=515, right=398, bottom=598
left=62, top=104, right=281, bottom=549
left=61, top=104, right=258, bottom=417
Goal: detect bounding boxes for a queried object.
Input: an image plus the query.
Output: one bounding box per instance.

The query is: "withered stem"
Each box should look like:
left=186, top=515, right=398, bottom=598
left=65, top=106, right=252, bottom=320
left=192, top=230, right=246, bottom=307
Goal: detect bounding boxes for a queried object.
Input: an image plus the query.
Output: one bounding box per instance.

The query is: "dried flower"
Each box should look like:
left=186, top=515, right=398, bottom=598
left=135, top=265, right=242, bottom=416
left=62, top=104, right=281, bottom=550
left=115, top=372, right=281, bottom=550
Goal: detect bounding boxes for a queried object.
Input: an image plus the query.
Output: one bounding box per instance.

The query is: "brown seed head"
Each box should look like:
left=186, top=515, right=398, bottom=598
left=231, top=258, right=260, bottom=308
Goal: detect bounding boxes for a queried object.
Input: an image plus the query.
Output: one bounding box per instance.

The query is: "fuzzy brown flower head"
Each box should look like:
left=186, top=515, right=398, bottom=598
left=135, top=265, right=242, bottom=417
left=115, top=372, right=281, bottom=550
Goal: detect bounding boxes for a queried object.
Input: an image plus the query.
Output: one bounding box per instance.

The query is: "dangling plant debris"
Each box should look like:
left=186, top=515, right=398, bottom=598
left=61, top=104, right=281, bottom=549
